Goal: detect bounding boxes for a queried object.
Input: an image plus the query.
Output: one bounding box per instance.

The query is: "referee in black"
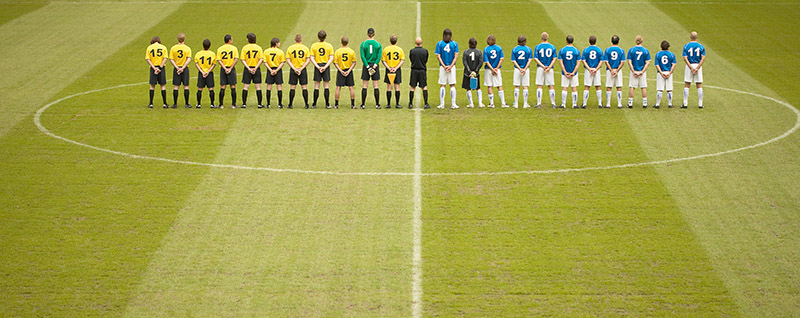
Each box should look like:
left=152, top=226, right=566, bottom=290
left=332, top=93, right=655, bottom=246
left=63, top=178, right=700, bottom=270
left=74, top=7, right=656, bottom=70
left=408, top=37, right=429, bottom=109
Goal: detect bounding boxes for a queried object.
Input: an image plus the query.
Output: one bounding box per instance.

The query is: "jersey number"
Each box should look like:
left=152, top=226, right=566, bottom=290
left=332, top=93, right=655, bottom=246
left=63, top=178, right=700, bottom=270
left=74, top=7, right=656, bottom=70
left=291, top=50, right=305, bottom=58
left=270, top=53, right=277, bottom=61
left=490, top=50, right=497, bottom=59
left=636, top=51, right=643, bottom=60
left=245, top=50, right=259, bottom=59
left=589, top=51, right=597, bottom=60
left=443, top=44, right=451, bottom=53
left=661, top=55, right=670, bottom=65
left=221, top=51, right=234, bottom=60
left=469, top=51, right=475, bottom=61
left=518, top=50, right=526, bottom=60
left=342, top=53, right=348, bottom=62
left=318, top=48, right=326, bottom=56
left=688, top=47, right=701, bottom=57
left=200, top=56, right=210, bottom=64
left=177, top=50, right=184, bottom=59
left=386, top=51, right=400, bottom=60
left=538, top=48, right=552, bottom=58
left=610, top=51, right=618, bottom=60
left=565, top=51, right=573, bottom=60
left=150, top=49, right=163, bottom=57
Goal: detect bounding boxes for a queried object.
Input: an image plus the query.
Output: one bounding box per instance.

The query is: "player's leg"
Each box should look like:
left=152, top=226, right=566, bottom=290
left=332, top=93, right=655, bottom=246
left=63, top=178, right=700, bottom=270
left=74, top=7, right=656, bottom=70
left=697, top=82, right=703, bottom=108
left=628, top=71, right=635, bottom=108
left=360, top=75, right=368, bottom=108
left=255, top=79, right=263, bottom=109
left=265, top=83, right=273, bottom=108
left=394, top=83, right=401, bottom=108
left=348, top=76, right=355, bottom=108
left=641, top=72, right=648, bottom=108
left=149, top=84, right=155, bottom=107
left=422, top=86, right=429, bottom=109
left=219, top=71, right=227, bottom=108
left=242, top=82, right=250, bottom=108
left=385, top=80, right=392, bottom=109
left=323, top=79, right=331, bottom=108
left=560, top=74, right=568, bottom=108
left=571, top=85, right=579, bottom=108
left=172, top=84, right=180, bottom=107
left=313, top=77, right=321, bottom=108
left=476, top=73, right=484, bottom=107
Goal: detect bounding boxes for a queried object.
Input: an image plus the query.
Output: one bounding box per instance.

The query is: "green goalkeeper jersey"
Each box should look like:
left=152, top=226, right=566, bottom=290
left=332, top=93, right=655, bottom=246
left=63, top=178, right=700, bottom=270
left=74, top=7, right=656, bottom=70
left=360, top=39, right=382, bottom=66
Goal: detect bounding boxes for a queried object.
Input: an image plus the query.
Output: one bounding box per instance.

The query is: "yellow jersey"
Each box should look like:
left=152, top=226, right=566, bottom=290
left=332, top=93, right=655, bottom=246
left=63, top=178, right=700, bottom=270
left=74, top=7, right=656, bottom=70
left=216, top=44, right=239, bottom=68
left=285, top=43, right=310, bottom=69
left=169, top=43, right=192, bottom=67
left=240, top=43, right=264, bottom=67
left=145, top=43, right=168, bottom=66
left=381, top=45, right=405, bottom=69
left=334, top=47, right=357, bottom=70
left=310, top=41, right=334, bottom=64
left=263, top=47, right=286, bottom=68
left=195, top=50, right=216, bottom=73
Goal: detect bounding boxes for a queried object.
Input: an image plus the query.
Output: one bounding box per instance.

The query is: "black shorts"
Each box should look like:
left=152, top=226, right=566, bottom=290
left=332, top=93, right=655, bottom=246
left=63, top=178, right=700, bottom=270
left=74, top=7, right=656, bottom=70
left=197, top=71, right=215, bottom=88
left=220, top=67, right=237, bottom=86
left=384, top=68, right=402, bottom=84
left=313, top=63, right=331, bottom=82
left=242, top=67, right=262, bottom=84
left=361, top=64, right=380, bottom=81
left=289, top=68, right=308, bottom=85
left=462, top=72, right=481, bottom=90
left=409, top=69, right=427, bottom=88
left=172, top=68, right=190, bottom=86
left=336, top=71, right=355, bottom=87
left=265, top=68, right=283, bottom=85
left=149, top=66, right=166, bottom=86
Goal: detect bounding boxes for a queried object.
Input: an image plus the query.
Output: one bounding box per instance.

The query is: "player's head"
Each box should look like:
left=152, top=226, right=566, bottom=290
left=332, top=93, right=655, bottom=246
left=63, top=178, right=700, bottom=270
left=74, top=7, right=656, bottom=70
left=611, top=35, right=620, bottom=45
left=224, top=34, right=232, bottom=44
left=270, top=37, right=280, bottom=48
left=589, top=35, right=597, bottom=45
left=390, top=34, right=398, bottom=45
left=202, top=39, right=211, bottom=50
left=517, top=35, right=527, bottom=46
left=177, top=33, right=185, bottom=43
left=318, top=30, right=327, bottom=41
left=150, top=36, right=161, bottom=44
left=635, top=35, right=643, bottom=45
left=415, top=37, right=423, bottom=47
left=341, top=36, right=349, bottom=46
left=367, top=27, right=375, bottom=38
left=486, top=35, right=496, bottom=46
left=566, top=35, right=574, bottom=45
left=247, top=33, right=256, bottom=44
left=294, top=34, right=302, bottom=43
left=469, top=37, right=477, bottom=49
left=541, top=32, right=549, bottom=42
left=690, top=31, right=698, bottom=41
left=661, top=40, right=670, bottom=51
left=442, top=28, right=452, bottom=43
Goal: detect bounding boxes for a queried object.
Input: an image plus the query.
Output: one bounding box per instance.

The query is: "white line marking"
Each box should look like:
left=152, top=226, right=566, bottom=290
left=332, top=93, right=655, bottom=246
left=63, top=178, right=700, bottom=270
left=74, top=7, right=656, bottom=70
left=411, top=4, right=423, bottom=318
left=34, top=82, right=799, bottom=177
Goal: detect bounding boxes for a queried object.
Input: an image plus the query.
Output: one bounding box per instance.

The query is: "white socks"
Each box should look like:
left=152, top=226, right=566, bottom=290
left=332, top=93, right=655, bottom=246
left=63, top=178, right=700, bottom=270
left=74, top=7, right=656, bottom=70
left=571, top=92, right=578, bottom=107
left=667, top=91, right=673, bottom=106
left=698, top=88, right=703, bottom=107
left=477, top=89, right=483, bottom=105
left=561, top=90, right=567, bottom=107
left=642, top=98, right=647, bottom=107
left=628, top=97, right=633, bottom=107
left=549, top=89, right=556, bottom=106
left=498, top=90, right=506, bottom=105
left=583, top=90, right=589, bottom=107
left=514, top=88, right=520, bottom=105
left=606, top=91, right=612, bottom=107
left=616, top=91, right=622, bottom=106
left=656, top=91, right=663, bottom=106
left=596, top=90, right=602, bottom=106
left=536, top=88, right=543, bottom=105
left=683, top=87, right=689, bottom=106
left=467, top=90, right=473, bottom=105
left=489, top=93, right=494, bottom=105
left=523, top=89, right=529, bottom=105
left=439, top=87, right=446, bottom=106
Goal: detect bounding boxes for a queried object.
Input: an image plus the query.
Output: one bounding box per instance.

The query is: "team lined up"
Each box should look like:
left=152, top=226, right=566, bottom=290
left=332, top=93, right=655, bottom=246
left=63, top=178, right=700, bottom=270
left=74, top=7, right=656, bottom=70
left=144, top=28, right=706, bottom=110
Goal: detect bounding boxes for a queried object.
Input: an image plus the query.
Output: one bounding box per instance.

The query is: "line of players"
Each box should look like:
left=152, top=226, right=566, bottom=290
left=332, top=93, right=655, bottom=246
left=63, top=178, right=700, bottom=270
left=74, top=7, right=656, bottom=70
left=144, top=28, right=706, bottom=110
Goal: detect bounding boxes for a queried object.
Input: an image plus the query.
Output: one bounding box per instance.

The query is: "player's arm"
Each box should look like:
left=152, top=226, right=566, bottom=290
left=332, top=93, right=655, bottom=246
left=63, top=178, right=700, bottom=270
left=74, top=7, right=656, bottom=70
left=169, top=50, right=180, bottom=69
left=323, top=50, right=334, bottom=71
left=240, top=57, right=251, bottom=73
left=463, top=53, right=472, bottom=74
left=450, top=52, right=459, bottom=70
left=146, top=57, right=157, bottom=71
left=436, top=53, right=445, bottom=68
left=641, top=57, right=650, bottom=73
left=300, top=52, right=311, bottom=70
left=375, top=45, right=383, bottom=70
left=696, top=54, right=706, bottom=69
left=346, top=58, right=357, bottom=76
left=546, top=55, right=556, bottom=71
left=668, top=62, right=676, bottom=77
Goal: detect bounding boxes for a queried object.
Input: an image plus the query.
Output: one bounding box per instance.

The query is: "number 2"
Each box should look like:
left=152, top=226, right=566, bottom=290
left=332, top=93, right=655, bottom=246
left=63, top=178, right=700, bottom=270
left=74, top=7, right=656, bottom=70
left=518, top=50, right=525, bottom=59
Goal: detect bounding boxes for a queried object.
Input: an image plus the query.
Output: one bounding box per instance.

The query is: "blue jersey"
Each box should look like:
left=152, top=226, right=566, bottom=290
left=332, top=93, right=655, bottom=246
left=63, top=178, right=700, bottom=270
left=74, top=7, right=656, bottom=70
left=682, top=41, right=705, bottom=64
left=627, top=46, right=651, bottom=71
left=511, top=45, right=533, bottom=69
left=558, top=45, right=581, bottom=75
left=483, top=45, right=504, bottom=69
left=534, top=42, right=557, bottom=68
left=655, top=50, right=677, bottom=72
left=582, top=45, right=603, bottom=69
left=603, top=46, right=625, bottom=70
left=435, top=40, right=459, bottom=66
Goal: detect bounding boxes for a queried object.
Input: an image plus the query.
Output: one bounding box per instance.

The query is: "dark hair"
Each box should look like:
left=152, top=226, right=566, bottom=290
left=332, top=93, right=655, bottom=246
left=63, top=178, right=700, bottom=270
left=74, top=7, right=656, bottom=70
left=486, top=35, right=496, bottom=46
left=341, top=36, right=349, bottom=46
left=518, top=35, right=527, bottom=46
left=661, top=40, right=670, bottom=50
left=203, top=39, right=211, bottom=50
left=566, top=35, right=574, bottom=44
left=367, top=27, right=375, bottom=36
left=318, top=30, right=327, bottom=41
left=390, top=34, right=398, bottom=45
left=443, top=28, right=452, bottom=42
left=469, top=37, right=477, bottom=49
left=270, top=37, right=279, bottom=47
left=294, top=34, right=302, bottom=43
left=150, top=36, right=161, bottom=44
left=224, top=34, right=232, bottom=43
left=247, top=33, right=256, bottom=44
left=611, top=35, right=619, bottom=45
left=589, top=35, right=597, bottom=45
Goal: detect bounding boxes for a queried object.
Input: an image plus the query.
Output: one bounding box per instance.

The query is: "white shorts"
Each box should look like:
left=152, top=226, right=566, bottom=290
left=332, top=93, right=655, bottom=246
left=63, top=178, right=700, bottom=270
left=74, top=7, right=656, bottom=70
left=656, top=73, right=673, bottom=91
left=513, top=68, right=530, bottom=87
left=605, top=70, right=623, bottom=88
left=561, top=74, right=579, bottom=88
left=684, top=64, right=703, bottom=83
left=629, top=70, right=647, bottom=88
left=438, top=66, right=457, bottom=85
left=584, top=69, right=602, bottom=87
left=535, top=67, right=554, bottom=86
left=483, top=69, right=503, bottom=87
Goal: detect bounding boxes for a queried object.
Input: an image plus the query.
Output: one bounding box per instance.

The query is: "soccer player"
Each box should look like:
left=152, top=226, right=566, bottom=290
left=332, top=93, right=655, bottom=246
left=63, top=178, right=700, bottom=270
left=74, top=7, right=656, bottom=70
left=286, top=34, right=311, bottom=109
left=435, top=28, right=459, bottom=109
left=534, top=32, right=557, bottom=108
left=582, top=35, right=604, bottom=108
left=627, top=35, right=651, bottom=108
left=360, top=28, right=382, bottom=109
left=194, top=39, right=216, bottom=108
left=216, top=34, right=239, bottom=108
left=511, top=35, right=533, bottom=108
left=462, top=37, right=483, bottom=108
left=655, top=40, right=677, bottom=108
left=483, top=35, right=506, bottom=108
left=239, top=32, right=264, bottom=109
left=382, top=34, right=405, bottom=109
left=603, top=35, right=626, bottom=108
left=334, top=36, right=357, bottom=109
left=310, top=30, right=334, bottom=108
left=558, top=35, right=581, bottom=109
left=264, top=37, right=286, bottom=108
left=169, top=33, right=192, bottom=108
left=408, top=37, right=429, bottom=109
left=683, top=31, right=706, bottom=108
left=145, top=36, right=168, bottom=108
